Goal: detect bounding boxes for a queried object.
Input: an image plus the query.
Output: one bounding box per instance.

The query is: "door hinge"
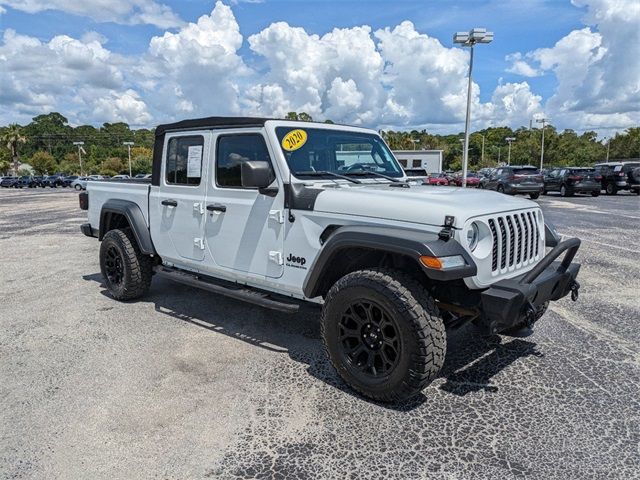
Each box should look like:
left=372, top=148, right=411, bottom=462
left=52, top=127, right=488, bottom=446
left=194, top=238, right=205, bottom=250
left=269, top=209, right=285, bottom=224
left=193, top=202, right=204, bottom=215
left=268, top=251, right=283, bottom=265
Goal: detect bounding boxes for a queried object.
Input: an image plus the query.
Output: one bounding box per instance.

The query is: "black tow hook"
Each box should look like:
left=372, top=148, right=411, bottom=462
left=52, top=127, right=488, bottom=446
left=524, top=302, right=537, bottom=328
left=570, top=281, right=580, bottom=302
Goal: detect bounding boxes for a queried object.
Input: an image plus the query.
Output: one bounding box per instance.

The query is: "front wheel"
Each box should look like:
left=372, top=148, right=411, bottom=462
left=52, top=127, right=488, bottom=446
left=605, top=183, right=617, bottom=195
left=529, top=192, right=540, bottom=199
left=74, top=184, right=82, bottom=190
left=99, top=228, right=153, bottom=300
left=321, top=268, right=446, bottom=402
left=591, top=190, right=600, bottom=197
left=497, top=185, right=505, bottom=193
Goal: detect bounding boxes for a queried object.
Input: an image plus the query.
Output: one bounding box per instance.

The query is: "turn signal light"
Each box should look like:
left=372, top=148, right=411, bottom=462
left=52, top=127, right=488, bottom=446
left=419, top=255, right=466, bottom=270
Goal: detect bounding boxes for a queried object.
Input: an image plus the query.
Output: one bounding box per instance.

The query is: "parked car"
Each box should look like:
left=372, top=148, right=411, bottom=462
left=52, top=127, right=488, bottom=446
left=14, top=175, right=35, bottom=188
left=41, top=175, right=64, bottom=188
left=482, top=165, right=544, bottom=199
left=402, top=168, right=429, bottom=184
left=543, top=167, right=601, bottom=197
left=30, top=176, right=44, bottom=187
left=61, top=175, right=79, bottom=187
left=112, top=174, right=131, bottom=180
left=426, top=172, right=449, bottom=186
left=594, top=161, right=640, bottom=195
left=451, top=172, right=481, bottom=187
left=71, top=176, right=89, bottom=190
left=79, top=116, right=582, bottom=402
left=631, top=167, right=640, bottom=195
left=1, top=176, right=18, bottom=187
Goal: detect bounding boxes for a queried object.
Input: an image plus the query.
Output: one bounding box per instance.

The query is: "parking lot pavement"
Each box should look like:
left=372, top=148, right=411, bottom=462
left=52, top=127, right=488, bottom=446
left=1, top=188, right=639, bottom=479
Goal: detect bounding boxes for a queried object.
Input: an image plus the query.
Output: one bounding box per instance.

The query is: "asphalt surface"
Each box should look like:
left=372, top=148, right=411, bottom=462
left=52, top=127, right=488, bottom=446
left=1, top=187, right=639, bottom=479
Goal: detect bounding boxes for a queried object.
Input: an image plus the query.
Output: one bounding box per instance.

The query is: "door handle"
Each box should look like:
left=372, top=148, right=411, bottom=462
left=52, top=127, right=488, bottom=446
left=206, top=204, right=227, bottom=213
left=161, top=199, right=178, bottom=207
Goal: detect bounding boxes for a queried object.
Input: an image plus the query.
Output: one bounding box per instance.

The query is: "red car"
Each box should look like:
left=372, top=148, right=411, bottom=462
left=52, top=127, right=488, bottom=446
left=427, top=173, right=449, bottom=186
left=451, top=173, right=481, bottom=187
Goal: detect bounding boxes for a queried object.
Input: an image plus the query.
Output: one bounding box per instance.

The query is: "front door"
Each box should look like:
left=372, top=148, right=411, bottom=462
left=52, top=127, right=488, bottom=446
left=149, top=132, right=209, bottom=263
left=204, top=130, right=285, bottom=279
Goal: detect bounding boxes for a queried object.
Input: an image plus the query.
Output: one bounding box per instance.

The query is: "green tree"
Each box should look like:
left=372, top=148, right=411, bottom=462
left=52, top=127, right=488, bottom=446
left=100, top=157, right=125, bottom=176
left=1, top=124, right=27, bottom=175
left=29, top=151, right=57, bottom=175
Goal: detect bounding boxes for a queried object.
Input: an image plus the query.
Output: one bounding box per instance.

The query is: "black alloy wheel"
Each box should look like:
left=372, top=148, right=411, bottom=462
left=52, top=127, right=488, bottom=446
left=338, top=300, right=401, bottom=378
left=103, top=245, right=125, bottom=287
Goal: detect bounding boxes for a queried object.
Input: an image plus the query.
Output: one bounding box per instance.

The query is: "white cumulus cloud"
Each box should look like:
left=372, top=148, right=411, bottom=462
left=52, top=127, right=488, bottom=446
left=0, top=0, right=183, bottom=28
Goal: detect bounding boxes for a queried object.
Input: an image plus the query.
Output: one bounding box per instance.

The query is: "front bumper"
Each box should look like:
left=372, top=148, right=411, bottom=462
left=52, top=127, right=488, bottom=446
left=480, top=237, right=581, bottom=333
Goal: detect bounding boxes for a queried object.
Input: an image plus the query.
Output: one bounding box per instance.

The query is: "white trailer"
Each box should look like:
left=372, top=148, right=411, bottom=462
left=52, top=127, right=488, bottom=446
left=393, top=150, right=443, bottom=173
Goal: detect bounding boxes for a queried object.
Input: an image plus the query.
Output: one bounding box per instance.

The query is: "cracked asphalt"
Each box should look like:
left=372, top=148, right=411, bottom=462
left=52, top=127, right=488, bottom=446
left=1, top=188, right=639, bottom=479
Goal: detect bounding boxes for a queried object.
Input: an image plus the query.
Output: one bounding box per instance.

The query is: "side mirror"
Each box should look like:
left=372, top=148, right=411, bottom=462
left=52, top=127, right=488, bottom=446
left=241, top=161, right=276, bottom=193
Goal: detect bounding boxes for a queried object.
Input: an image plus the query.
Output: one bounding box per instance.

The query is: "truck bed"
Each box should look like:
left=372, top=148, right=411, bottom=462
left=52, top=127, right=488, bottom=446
left=87, top=180, right=150, bottom=232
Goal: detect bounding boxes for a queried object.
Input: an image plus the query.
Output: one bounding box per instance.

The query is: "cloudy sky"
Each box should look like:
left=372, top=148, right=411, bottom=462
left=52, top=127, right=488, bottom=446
left=0, top=0, right=638, bottom=135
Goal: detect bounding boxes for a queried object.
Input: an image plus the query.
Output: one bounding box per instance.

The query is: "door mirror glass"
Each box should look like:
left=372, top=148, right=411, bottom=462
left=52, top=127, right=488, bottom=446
left=241, top=161, right=274, bottom=189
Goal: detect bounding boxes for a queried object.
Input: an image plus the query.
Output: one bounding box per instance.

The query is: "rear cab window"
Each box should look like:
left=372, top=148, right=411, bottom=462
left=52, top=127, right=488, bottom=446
left=165, top=135, right=204, bottom=186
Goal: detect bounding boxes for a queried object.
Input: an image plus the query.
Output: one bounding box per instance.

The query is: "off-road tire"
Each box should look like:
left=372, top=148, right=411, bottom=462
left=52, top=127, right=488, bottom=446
left=529, top=192, right=540, bottom=199
left=99, top=228, right=153, bottom=300
left=321, top=268, right=446, bottom=402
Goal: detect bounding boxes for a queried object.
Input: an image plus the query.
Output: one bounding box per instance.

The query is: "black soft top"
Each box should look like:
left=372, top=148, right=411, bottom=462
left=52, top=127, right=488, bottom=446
left=155, top=116, right=271, bottom=136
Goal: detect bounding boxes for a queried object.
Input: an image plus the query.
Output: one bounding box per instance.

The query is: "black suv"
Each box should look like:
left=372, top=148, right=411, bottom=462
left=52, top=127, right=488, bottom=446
left=42, top=175, right=64, bottom=188
left=481, top=165, right=544, bottom=199
left=543, top=167, right=601, bottom=197
left=594, top=161, right=640, bottom=195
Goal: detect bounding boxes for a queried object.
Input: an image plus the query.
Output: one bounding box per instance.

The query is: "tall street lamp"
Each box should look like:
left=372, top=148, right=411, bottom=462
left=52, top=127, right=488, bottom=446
left=454, top=28, right=494, bottom=187
left=410, top=138, right=420, bottom=150
left=536, top=117, right=547, bottom=170
left=605, top=137, right=611, bottom=161
left=73, top=141, right=85, bottom=175
left=123, top=141, right=134, bottom=177
left=505, top=137, right=516, bottom=165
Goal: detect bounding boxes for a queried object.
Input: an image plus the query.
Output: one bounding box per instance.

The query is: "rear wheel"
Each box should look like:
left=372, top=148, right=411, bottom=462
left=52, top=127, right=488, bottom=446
left=99, top=228, right=153, bottom=300
left=529, top=192, right=540, bottom=199
left=605, top=182, right=617, bottom=195
left=74, top=184, right=82, bottom=190
left=560, top=184, right=573, bottom=197
left=497, top=185, right=505, bottom=194
left=591, top=190, right=600, bottom=197
left=321, top=268, right=446, bottom=402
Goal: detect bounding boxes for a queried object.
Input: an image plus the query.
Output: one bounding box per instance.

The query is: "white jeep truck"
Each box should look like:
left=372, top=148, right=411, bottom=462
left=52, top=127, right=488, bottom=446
left=79, top=117, right=581, bottom=402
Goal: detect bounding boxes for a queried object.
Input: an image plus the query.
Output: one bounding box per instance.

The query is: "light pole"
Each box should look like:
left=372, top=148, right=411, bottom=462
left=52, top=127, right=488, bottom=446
left=73, top=141, right=84, bottom=175
left=123, top=141, right=134, bottom=177
left=410, top=138, right=420, bottom=150
left=605, top=137, right=610, bottom=161
left=454, top=28, right=494, bottom=187
left=505, top=137, right=516, bottom=165
left=536, top=117, right=547, bottom=170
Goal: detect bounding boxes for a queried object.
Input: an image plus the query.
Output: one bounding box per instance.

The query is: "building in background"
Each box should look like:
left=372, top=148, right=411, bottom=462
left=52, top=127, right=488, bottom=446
left=393, top=150, right=443, bottom=173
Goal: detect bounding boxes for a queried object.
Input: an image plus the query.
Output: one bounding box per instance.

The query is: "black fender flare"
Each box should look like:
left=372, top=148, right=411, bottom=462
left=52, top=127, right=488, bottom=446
left=302, top=225, right=477, bottom=298
left=99, top=199, right=155, bottom=255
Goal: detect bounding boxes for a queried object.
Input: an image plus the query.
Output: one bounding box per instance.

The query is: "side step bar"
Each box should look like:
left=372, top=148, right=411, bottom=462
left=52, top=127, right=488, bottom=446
left=153, top=266, right=300, bottom=313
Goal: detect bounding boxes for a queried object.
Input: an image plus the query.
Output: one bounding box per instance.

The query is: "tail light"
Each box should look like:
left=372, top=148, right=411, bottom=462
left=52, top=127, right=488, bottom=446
left=618, top=172, right=625, bottom=177
left=568, top=175, right=583, bottom=182
left=508, top=175, right=516, bottom=181
left=595, top=175, right=602, bottom=181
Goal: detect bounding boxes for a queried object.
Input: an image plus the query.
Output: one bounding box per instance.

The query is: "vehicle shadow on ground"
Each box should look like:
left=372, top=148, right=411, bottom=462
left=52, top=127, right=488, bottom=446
left=83, top=273, right=542, bottom=410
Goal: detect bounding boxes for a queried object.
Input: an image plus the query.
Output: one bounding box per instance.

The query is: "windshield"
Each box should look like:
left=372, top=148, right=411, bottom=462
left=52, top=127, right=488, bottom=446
left=276, top=127, right=404, bottom=179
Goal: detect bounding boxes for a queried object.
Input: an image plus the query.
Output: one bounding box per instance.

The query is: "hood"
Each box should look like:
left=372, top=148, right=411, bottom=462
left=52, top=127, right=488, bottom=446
left=310, top=183, right=537, bottom=228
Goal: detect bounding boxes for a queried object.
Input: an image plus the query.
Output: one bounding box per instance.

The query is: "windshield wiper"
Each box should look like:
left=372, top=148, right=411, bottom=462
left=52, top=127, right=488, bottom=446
left=344, top=170, right=403, bottom=183
left=295, top=171, right=362, bottom=184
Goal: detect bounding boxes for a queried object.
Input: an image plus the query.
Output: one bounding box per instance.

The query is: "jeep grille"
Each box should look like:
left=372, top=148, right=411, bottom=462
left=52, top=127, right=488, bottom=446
left=487, top=211, right=541, bottom=273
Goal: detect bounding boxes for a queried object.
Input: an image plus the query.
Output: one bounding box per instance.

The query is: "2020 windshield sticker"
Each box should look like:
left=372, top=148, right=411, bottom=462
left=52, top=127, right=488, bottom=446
left=281, top=129, right=308, bottom=152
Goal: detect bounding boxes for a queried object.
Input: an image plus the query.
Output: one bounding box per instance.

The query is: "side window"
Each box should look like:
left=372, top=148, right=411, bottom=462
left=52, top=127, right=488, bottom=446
left=412, top=159, right=422, bottom=168
left=165, top=135, right=204, bottom=186
left=398, top=159, right=408, bottom=167
left=217, top=134, right=272, bottom=188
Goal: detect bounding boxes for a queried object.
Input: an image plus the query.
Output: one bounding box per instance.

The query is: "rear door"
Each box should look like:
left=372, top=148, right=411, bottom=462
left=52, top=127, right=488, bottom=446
left=149, top=131, right=210, bottom=263
left=203, top=129, right=285, bottom=279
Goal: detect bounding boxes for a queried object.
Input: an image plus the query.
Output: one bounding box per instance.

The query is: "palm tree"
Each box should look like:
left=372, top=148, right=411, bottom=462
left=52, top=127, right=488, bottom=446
left=1, top=124, right=27, bottom=175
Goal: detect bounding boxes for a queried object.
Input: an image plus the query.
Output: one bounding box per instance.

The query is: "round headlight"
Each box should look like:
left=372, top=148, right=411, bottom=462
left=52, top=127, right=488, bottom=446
left=466, top=222, right=479, bottom=251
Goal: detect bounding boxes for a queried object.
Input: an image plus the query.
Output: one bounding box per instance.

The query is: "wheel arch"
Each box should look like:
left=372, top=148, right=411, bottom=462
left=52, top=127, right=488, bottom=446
left=303, top=225, right=477, bottom=299
left=99, top=199, right=155, bottom=255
